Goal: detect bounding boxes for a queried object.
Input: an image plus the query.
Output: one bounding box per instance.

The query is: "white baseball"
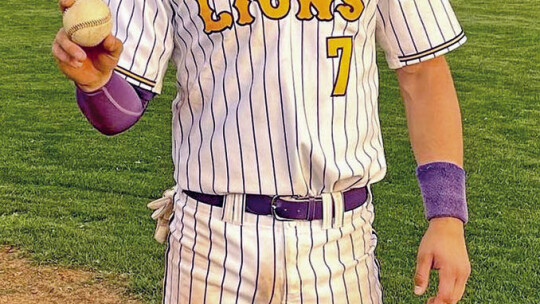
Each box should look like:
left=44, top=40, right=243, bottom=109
left=63, top=0, right=113, bottom=47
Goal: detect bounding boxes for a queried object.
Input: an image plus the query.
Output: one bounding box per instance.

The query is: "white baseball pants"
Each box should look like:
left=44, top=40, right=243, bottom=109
left=162, top=190, right=383, bottom=304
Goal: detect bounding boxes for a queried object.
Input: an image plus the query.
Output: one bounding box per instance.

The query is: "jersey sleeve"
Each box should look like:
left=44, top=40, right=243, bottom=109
left=375, top=0, right=467, bottom=69
left=109, top=0, right=175, bottom=94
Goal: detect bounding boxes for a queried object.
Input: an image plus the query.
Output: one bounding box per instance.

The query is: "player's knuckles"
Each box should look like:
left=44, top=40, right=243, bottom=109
left=51, top=42, right=59, bottom=56
left=58, top=38, right=85, bottom=59
left=54, top=29, right=66, bottom=44
left=56, top=29, right=73, bottom=47
left=57, top=28, right=74, bottom=46
left=52, top=43, right=69, bottom=62
left=108, top=37, right=124, bottom=57
left=52, top=41, right=64, bottom=57
left=116, top=39, right=124, bottom=53
left=59, top=38, right=79, bottom=54
left=52, top=45, right=74, bottom=66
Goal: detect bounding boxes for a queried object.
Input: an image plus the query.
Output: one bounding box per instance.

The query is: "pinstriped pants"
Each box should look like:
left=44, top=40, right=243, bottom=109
left=162, top=190, right=383, bottom=304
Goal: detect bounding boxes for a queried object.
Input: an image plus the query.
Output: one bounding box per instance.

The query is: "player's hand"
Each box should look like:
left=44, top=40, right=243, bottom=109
left=414, top=217, right=471, bottom=304
left=52, top=0, right=123, bottom=92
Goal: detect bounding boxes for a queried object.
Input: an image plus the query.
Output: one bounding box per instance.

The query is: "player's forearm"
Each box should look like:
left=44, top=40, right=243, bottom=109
left=396, top=56, right=463, bottom=167
left=76, top=73, right=154, bottom=135
left=397, top=56, right=468, bottom=224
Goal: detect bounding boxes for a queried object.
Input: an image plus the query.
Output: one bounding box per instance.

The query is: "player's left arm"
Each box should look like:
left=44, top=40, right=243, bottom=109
left=396, top=55, right=470, bottom=304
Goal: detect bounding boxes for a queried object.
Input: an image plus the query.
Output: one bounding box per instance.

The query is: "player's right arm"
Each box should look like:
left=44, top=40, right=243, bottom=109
left=54, top=0, right=174, bottom=135
left=52, top=0, right=155, bottom=135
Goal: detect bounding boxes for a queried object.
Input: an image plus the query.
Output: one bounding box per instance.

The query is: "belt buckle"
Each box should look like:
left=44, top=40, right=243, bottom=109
left=270, top=195, right=294, bottom=222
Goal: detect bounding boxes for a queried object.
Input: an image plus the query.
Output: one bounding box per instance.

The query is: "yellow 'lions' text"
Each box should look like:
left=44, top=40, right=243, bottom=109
left=196, top=0, right=365, bottom=34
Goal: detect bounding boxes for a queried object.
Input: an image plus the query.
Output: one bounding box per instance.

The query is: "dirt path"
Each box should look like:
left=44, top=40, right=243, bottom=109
left=0, top=246, right=141, bottom=304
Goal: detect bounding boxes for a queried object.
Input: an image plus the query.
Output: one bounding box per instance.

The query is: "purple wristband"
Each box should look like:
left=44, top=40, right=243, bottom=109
left=76, top=72, right=154, bottom=135
left=416, top=162, right=468, bottom=223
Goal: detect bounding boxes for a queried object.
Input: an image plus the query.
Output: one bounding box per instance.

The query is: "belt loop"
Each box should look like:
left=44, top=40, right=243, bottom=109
left=321, top=193, right=333, bottom=229
left=307, top=197, right=316, bottom=220
left=331, top=191, right=345, bottom=228
left=365, top=184, right=374, bottom=223
left=221, top=194, right=233, bottom=223
left=222, top=193, right=246, bottom=225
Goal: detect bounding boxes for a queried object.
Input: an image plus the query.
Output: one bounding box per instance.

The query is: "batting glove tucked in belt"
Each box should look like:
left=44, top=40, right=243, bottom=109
left=147, top=187, right=176, bottom=244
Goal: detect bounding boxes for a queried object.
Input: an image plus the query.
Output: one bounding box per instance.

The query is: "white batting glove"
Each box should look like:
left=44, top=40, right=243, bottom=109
left=147, top=187, right=176, bottom=244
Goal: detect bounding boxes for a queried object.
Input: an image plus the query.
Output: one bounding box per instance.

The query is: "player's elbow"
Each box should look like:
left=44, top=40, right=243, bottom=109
left=95, top=125, right=127, bottom=136
left=89, top=116, right=140, bottom=136
left=77, top=92, right=145, bottom=136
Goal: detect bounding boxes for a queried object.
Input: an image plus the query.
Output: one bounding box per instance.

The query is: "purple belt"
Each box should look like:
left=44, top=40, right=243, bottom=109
left=183, top=186, right=368, bottom=221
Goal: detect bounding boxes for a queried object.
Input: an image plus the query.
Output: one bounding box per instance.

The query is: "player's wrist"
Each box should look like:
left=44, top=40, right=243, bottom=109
left=76, top=71, right=114, bottom=93
left=428, top=216, right=465, bottom=228
left=416, top=161, right=468, bottom=224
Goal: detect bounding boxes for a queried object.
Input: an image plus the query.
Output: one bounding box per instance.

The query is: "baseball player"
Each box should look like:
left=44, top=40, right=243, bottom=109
left=53, top=0, right=471, bottom=303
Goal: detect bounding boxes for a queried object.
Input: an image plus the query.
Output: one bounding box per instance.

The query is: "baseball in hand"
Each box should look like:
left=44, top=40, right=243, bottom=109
left=63, top=0, right=113, bottom=47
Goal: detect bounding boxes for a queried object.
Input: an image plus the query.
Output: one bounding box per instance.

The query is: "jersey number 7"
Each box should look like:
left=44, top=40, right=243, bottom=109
left=327, top=36, right=353, bottom=97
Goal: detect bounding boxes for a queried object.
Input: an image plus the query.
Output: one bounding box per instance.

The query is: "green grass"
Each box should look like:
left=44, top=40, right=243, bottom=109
left=0, top=0, right=538, bottom=303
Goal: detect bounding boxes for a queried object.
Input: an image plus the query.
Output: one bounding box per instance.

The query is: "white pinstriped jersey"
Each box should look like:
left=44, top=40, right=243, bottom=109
left=108, top=0, right=466, bottom=197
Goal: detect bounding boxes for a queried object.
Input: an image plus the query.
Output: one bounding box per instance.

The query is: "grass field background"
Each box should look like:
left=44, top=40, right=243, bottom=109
left=0, top=0, right=538, bottom=303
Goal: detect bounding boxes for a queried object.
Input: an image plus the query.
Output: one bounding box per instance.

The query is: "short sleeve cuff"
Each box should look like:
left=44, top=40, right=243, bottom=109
left=387, top=31, right=467, bottom=69
left=114, top=65, right=162, bottom=94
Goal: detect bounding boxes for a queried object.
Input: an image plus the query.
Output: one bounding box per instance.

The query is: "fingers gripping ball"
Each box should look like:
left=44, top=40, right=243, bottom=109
left=63, top=0, right=113, bottom=47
